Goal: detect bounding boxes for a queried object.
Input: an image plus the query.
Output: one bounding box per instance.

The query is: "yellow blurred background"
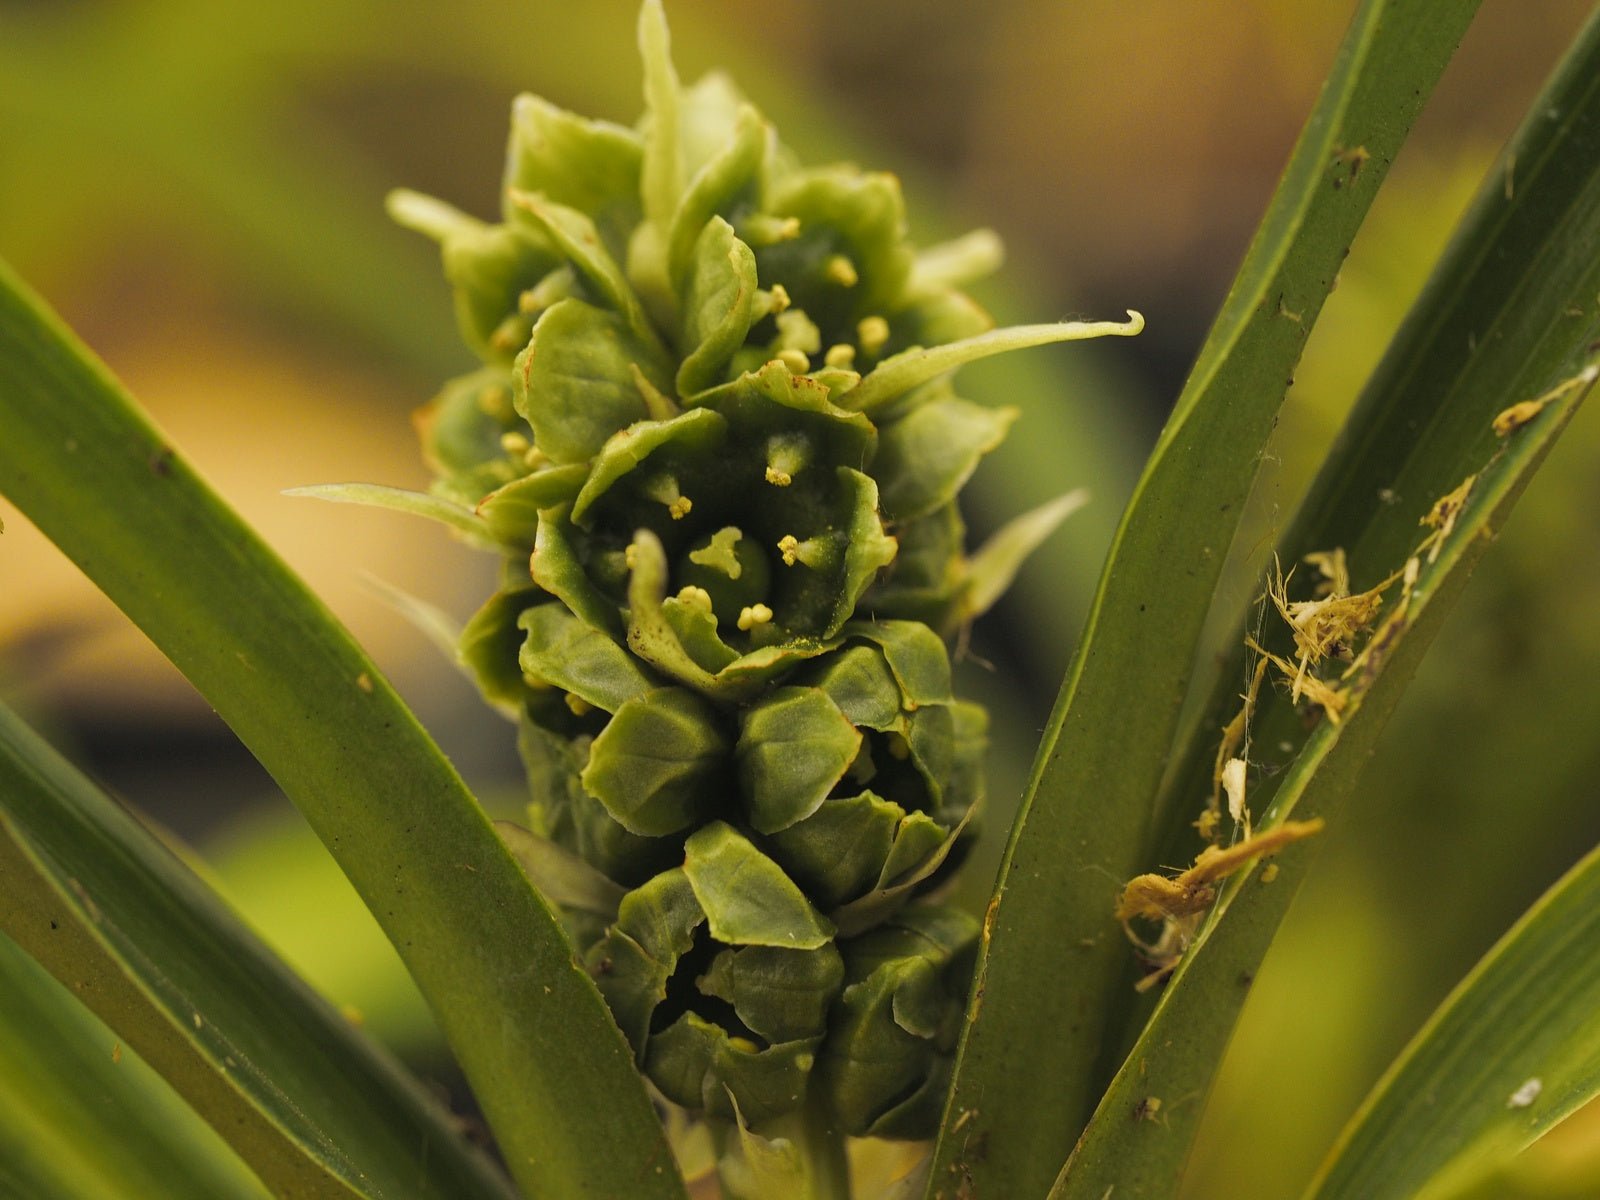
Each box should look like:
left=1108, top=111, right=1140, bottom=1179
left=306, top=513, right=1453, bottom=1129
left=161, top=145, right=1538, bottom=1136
left=3, top=1, right=1598, bottom=1195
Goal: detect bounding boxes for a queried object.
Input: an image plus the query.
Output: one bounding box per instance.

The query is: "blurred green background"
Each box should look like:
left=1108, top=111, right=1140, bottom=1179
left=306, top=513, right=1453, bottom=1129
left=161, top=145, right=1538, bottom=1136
left=2, top=1, right=1598, bottom=1195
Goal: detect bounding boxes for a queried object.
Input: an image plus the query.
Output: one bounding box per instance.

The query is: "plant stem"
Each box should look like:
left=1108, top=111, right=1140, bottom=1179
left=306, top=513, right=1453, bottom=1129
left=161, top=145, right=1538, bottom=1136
left=797, top=1091, right=852, bottom=1200
left=709, top=1092, right=852, bottom=1200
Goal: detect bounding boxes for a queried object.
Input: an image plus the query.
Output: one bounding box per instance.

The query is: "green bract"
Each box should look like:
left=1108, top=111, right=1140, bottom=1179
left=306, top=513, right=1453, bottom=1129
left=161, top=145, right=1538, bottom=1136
left=389, top=0, right=1138, bottom=1139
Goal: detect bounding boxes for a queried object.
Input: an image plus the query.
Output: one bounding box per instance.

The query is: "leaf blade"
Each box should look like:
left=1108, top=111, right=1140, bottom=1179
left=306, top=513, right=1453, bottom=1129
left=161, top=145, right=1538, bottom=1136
left=1304, top=840, right=1600, bottom=1200
left=928, top=3, right=1482, bottom=1194
left=1054, top=10, right=1600, bottom=1191
left=0, top=929, right=269, bottom=1200
left=0, top=701, right=515, bottom=1200
left=0, top=258, right=687, bottom=1200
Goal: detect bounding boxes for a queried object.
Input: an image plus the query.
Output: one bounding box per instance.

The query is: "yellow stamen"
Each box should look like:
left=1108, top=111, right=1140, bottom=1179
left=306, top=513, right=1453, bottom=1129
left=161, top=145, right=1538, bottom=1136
left=736, top=603, right=773, bottom=631
left=824, top=343, right=857, bottom=369
left=476, top=385, right=514, bottom=421
left=676, top=586, right=713, bottom=613
left=857, top=315, right=890, bottom=355
left=825, top=254, right=859, bottom=287
left=776, top=348, right=810, bottom=375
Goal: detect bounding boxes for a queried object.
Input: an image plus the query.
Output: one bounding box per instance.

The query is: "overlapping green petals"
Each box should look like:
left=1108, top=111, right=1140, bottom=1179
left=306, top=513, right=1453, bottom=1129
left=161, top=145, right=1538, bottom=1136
left=736, top=687, right=861, bottom=834
left=581, top=688, right=729, bottom=836
left=513, top=299, right=670, bottom=464
left=385, top=0, right=1136, bottom=1139
left=818, top=905, right=979, bottom=1138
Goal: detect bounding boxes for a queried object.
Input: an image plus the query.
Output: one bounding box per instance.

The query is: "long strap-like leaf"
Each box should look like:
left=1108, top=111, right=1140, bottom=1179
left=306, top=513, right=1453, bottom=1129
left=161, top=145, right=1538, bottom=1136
left=0, top=929, right=270, bottom=1200
left=927, top=3, right=1480, bottom=1195
left=1055, top=7, right=1600, bottom=1194
left=1305, top=838, right=1600, bottom=1200
left=0, top=260, right=686, bottom=1200
left=0, top=701, right=514, bottom=1200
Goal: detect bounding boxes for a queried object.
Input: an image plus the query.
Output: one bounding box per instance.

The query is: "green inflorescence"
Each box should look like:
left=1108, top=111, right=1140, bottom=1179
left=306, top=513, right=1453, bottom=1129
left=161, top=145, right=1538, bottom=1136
left=391, top=0, right=1139, bottom=1140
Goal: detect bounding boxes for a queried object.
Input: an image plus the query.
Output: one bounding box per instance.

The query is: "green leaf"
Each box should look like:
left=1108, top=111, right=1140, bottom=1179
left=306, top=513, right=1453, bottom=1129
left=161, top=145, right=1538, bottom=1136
left=820, top=906, right=978, bottom=1140
left=513, top=296, right=666, bottom=464
left=839, top=315, right=1143, bottom=414
left=504, top=92, right=643, bottom=254
left=736, top=686, right=863, bottom=834
left=509, top=190, right=666, bottom=354
left=627, top=528, right=739, bottom=693
left=831, top=804, right=976, bottom=939
left=283, top=482, right=494, bottom=545
left=1304, top=840, right=1600, bottom=1200
left=496, top=821, right=628, bottom=919
left=592, top=868, right=706, bottom=1052
left=908, top=228, right=1005, bottom=293
left=412, top=368, right=522, bottom=498
left=958, top=488, right=1090, bottom=623
left=930, top=4, right=1482, bottom=1193
left=662, top=592, right=742, bottom=672
left=698, top=943, right=844, bottom=1044
left=839, top=620, right=953, bottom=710
left=758, top=166, right=914, bottom=331
left=637, top=0, right=685, bottom=235
left=677, top=216, right=759, bottom=396
left=647, top=1015, right=819, bottom=1127
left=766, top=792, right=906, bottom=910
left=474, top=463, right=589, bottom=547
left=668, top=104, right=767, bottom=286
left=531, top=505, right=626, bottom=636
left=713, top=1107, right=809, bottom=1200
left=693, top=358, right=880, bottom=469
left=570, top=406, right=727, bottom=525
left=582, top=687, right=731, bottom=836
left=0, top=930, right=269, bottom=1200
left=871, top=390, right=1017, bottom=522
left=0, top=261, right=687, bottom=1200
left=519, top=602, right=658, bottom=713
left=683, top=822, right=835, bottom=949
left=799, top=644, right=904, bottom=732
left=1052, top=7, right=1600, bottom=1183
left=458, top=586, right=543, bottom=710
left=0, top=703, right=516, bottom=1200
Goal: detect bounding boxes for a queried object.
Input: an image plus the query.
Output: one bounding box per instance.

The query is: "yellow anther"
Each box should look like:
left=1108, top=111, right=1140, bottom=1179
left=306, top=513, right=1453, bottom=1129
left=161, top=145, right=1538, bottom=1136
left=765, top=433, right=809, bottom=486
left=777, top=535, right=800, bottom=565
left=824, top=343, right=857, bottom=369
left=825, top=254, right=859, bottom=287
left=499, top=431, right=531, bottom=455
left=522, top=445, right=548, bottom=469
left=641, top=473, right=692, bottom=518
left=624, top=543, right=639, bottom=570
left=676, top=585, right=714, bottom=613
left=776, top=348, right=810, bottom=375
left=476, top=385, right=514, bottom=421
left=736, top=603, right=774, bottom=632
left=564, top=693, right=593, bottom=717
left=518, top=288, right=542, bottom=314
left=857, top=315, right=890, bottom=355
left=887, top=732, right=911, bottom=760
left=768, top=283, right=792, bottom=314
